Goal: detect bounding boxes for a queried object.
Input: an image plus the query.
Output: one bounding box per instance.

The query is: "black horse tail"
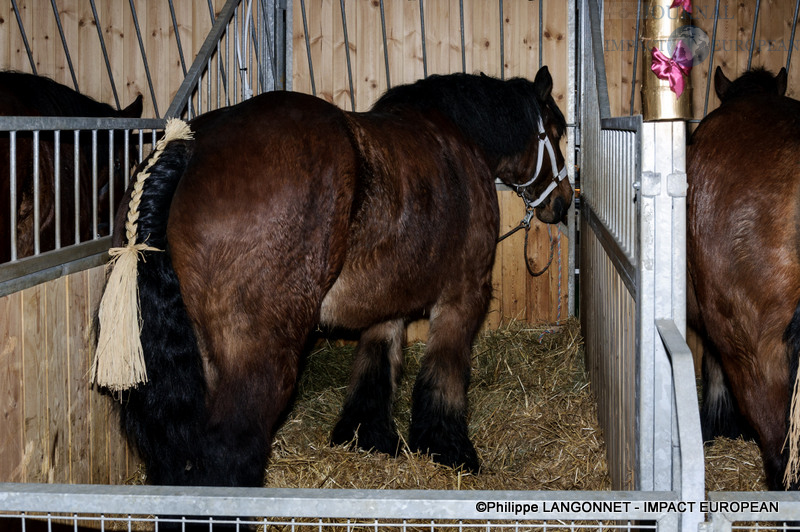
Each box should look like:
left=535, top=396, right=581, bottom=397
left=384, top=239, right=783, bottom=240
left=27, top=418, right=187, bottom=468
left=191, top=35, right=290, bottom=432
left=105, top=122, right=210, bottom=487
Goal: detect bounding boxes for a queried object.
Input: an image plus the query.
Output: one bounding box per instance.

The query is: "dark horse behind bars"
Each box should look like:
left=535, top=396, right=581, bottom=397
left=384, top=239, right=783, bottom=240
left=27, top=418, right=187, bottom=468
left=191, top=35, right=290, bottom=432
left=106, top=67, right=571, bottom=487
left=0, top=71, right=142, bottom=263
left=688, top=66, right=800, bottom=490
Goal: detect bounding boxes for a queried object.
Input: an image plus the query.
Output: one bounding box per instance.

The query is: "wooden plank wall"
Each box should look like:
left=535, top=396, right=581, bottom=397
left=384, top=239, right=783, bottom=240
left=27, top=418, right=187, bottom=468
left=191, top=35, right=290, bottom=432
left=0, top=0, right=226, bottom=119
left=0, top=265, right=137, bottom=484
left=603, top=0, right=800, bottom=119
left=291, top=0, right=572, bottom=340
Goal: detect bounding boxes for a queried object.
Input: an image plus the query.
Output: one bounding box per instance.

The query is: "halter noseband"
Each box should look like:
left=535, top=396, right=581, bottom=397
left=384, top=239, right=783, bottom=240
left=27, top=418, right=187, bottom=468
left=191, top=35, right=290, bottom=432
left=510, top=118, right=568, bottom=209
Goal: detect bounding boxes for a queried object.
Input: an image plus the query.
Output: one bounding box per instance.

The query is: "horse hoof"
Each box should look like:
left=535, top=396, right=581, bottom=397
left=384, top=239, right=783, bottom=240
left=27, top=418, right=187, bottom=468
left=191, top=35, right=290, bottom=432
left=330, top=419, right=403, bottom=457
left=409, top=432, right=480, bottom=473
left=430, top=445, right=480, bottom=473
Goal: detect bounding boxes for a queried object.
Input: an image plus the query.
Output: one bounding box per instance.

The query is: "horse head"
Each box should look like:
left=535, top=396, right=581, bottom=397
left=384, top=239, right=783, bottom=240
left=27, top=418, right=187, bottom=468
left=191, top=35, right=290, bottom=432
left=714, top=66, right=788, bottom=103
left=495, top=67, right=572, bottom=224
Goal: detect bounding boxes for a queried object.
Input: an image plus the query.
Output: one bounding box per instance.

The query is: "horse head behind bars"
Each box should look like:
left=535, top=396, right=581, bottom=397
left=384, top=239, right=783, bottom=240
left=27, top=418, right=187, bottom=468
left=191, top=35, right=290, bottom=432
left=688, top=66, right=800, bottom=490
left=100, top=67, right=571, bottom=488
left=0, top=71, right=142, bottom=263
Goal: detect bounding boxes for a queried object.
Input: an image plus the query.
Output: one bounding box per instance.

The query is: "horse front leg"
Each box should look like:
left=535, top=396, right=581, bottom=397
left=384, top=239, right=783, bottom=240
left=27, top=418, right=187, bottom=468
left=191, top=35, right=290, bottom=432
left=331, top=319, right=405, bottom=455
left=409, top=290, right=489, bottom=472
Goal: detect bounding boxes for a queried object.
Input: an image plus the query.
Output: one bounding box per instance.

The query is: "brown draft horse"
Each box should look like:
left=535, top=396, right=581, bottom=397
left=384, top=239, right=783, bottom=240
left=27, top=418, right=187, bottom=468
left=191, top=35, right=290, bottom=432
left=688, top=66, right=800, bottom=490
left=111, top=66, right=571, bottom=488
left=0, top=71, right=142, bottom=263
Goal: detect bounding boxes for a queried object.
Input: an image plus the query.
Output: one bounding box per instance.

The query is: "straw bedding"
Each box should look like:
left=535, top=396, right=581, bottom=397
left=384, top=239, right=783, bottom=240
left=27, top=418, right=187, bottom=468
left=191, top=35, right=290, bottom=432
left=264, top=318, right=609, bottom=490
left=127, top=317, right=768, bottom=492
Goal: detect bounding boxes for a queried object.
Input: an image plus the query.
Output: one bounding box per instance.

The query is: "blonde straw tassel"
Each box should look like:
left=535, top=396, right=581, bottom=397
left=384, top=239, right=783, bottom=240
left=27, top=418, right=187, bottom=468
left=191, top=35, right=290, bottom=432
left=92, top=118, right=194, bottom=393
left=785, top=368, right=800, bottom=487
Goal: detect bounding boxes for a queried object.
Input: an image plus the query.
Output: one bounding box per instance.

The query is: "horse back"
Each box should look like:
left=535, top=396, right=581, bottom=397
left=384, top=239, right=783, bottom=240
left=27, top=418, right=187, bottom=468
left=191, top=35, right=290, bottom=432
left=318, top=109, right=500, bottom=328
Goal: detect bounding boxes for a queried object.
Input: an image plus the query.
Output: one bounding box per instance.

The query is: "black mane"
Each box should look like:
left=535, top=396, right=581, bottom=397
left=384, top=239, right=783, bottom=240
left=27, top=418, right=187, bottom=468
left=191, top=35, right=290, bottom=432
left=0, top=70, right=120, bottom=116
left=718, top=68, right=785, bottom=102
left=371, top=73, right=566, bottom=169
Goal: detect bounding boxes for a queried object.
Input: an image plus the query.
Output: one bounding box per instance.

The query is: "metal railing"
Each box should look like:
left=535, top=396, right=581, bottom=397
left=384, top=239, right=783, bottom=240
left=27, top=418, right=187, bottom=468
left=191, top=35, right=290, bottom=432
left=0, top=0, right=288, bottom=294
left=579, top=4, right=704, bottom=532
left=0, top=483, right=682, bottom=531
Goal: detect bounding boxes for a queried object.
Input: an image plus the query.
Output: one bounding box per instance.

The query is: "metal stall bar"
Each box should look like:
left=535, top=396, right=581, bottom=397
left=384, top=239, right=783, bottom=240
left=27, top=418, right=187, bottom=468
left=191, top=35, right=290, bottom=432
left=50, top=0, right=80, bottom=92
left=339, top=0, right=356, bottom=110
left=707, top=493, right=800, bottom=532
left=300, top=0, right=317, bottom=96
left=380, top=0, right=391, bottom=88
left=10, top=0, right=36, bottom=75
left=167, top=0, right=287, bottom=119
left=128, top=0, right=160, bottom=117
left=656, top=320, right=705, bottom=532
left=89, top=0, right=122, bottom=111
left=746, top=0, right=762, bottom=73
left=0, top=482, right=681, bottom=531
left=0, top=116, right=165, bottom=296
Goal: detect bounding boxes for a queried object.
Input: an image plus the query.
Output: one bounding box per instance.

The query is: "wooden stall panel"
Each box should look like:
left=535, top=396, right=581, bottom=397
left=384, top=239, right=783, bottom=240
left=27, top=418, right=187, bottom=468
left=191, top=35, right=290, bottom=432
left=0, top=267, right=136, bottom=484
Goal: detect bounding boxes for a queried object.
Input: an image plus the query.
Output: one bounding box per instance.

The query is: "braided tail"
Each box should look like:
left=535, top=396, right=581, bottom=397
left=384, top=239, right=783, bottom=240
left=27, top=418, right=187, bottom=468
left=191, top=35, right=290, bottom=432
left=92, top=118, right=194, bottom=393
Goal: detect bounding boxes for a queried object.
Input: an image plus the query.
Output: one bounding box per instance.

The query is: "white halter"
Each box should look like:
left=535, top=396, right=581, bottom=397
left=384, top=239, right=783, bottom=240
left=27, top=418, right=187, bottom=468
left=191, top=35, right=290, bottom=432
left=511, top=118, right=569, bottom=209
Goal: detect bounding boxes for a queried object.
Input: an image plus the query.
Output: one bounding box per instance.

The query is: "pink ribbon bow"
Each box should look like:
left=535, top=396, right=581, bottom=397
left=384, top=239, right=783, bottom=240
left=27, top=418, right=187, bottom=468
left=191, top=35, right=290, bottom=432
left=650, top=40, right=693, bottom=98
left=670, top=0, right=692, bottom=13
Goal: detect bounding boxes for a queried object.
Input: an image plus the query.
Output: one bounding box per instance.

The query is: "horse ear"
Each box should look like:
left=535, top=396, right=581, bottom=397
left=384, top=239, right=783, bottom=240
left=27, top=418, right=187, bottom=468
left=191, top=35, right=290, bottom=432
left=714, top=66, right=732, bottom=101
left=776, top=67, right=788, bottom=96
left=120, top=94, right=144, bottom=118
left=533, top=66, right=553, bottom=100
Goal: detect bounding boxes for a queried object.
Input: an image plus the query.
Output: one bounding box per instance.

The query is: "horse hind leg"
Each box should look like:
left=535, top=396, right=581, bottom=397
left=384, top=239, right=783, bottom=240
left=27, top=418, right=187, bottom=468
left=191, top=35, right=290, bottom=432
left=331, top=319, right=405, bottom=455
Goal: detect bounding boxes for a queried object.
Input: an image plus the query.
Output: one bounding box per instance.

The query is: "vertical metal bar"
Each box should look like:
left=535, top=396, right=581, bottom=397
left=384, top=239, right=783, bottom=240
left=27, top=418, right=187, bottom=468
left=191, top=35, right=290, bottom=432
left=74, top=131, right=80, bottom=244
left=380, top=0, right=391, bottom=89
left=128, top=0, right=160, bottom=117
left=92, top=130, right=98, bottom=240
left=209, top=0, right=231, bottom=104
left=746, top=0, right=762, bottom=72
left=169, top=0, right=189, bottom=75
left=89, top=0, right=122, bottom=110
left=702, top=0, right=722, bottom=117
left=787, top=0, right=800, bottom=73
left=339, top=0, right=356, bottom=111
left=50, top=0, right=80, bottom=91
left=11, top=0, right=37, bottom=75
left=255, top=0, right=276, bottom=92
left=538, top=0, right=543, bottom=69
left=499, top=0, right=505, bottom=80
left=233, top=7, right=239, bottom=104
left=9, top=131, right=17, bottom=261
left=32, top=131, right=40, bottom=255
left=300, top=0, right=317, bottom=96
left=54, top=131, right=61, bottom=249
left=108, top=130, right=115, bottom=235
left=419, top=0, right=428, bottom=78
left=124, top=129, right=131, bottom=190
left=629, top=0, right=643, bottom=116
left=459, top=0, right=466, bottom=73
left=168, top=0, right=195, bottom=117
